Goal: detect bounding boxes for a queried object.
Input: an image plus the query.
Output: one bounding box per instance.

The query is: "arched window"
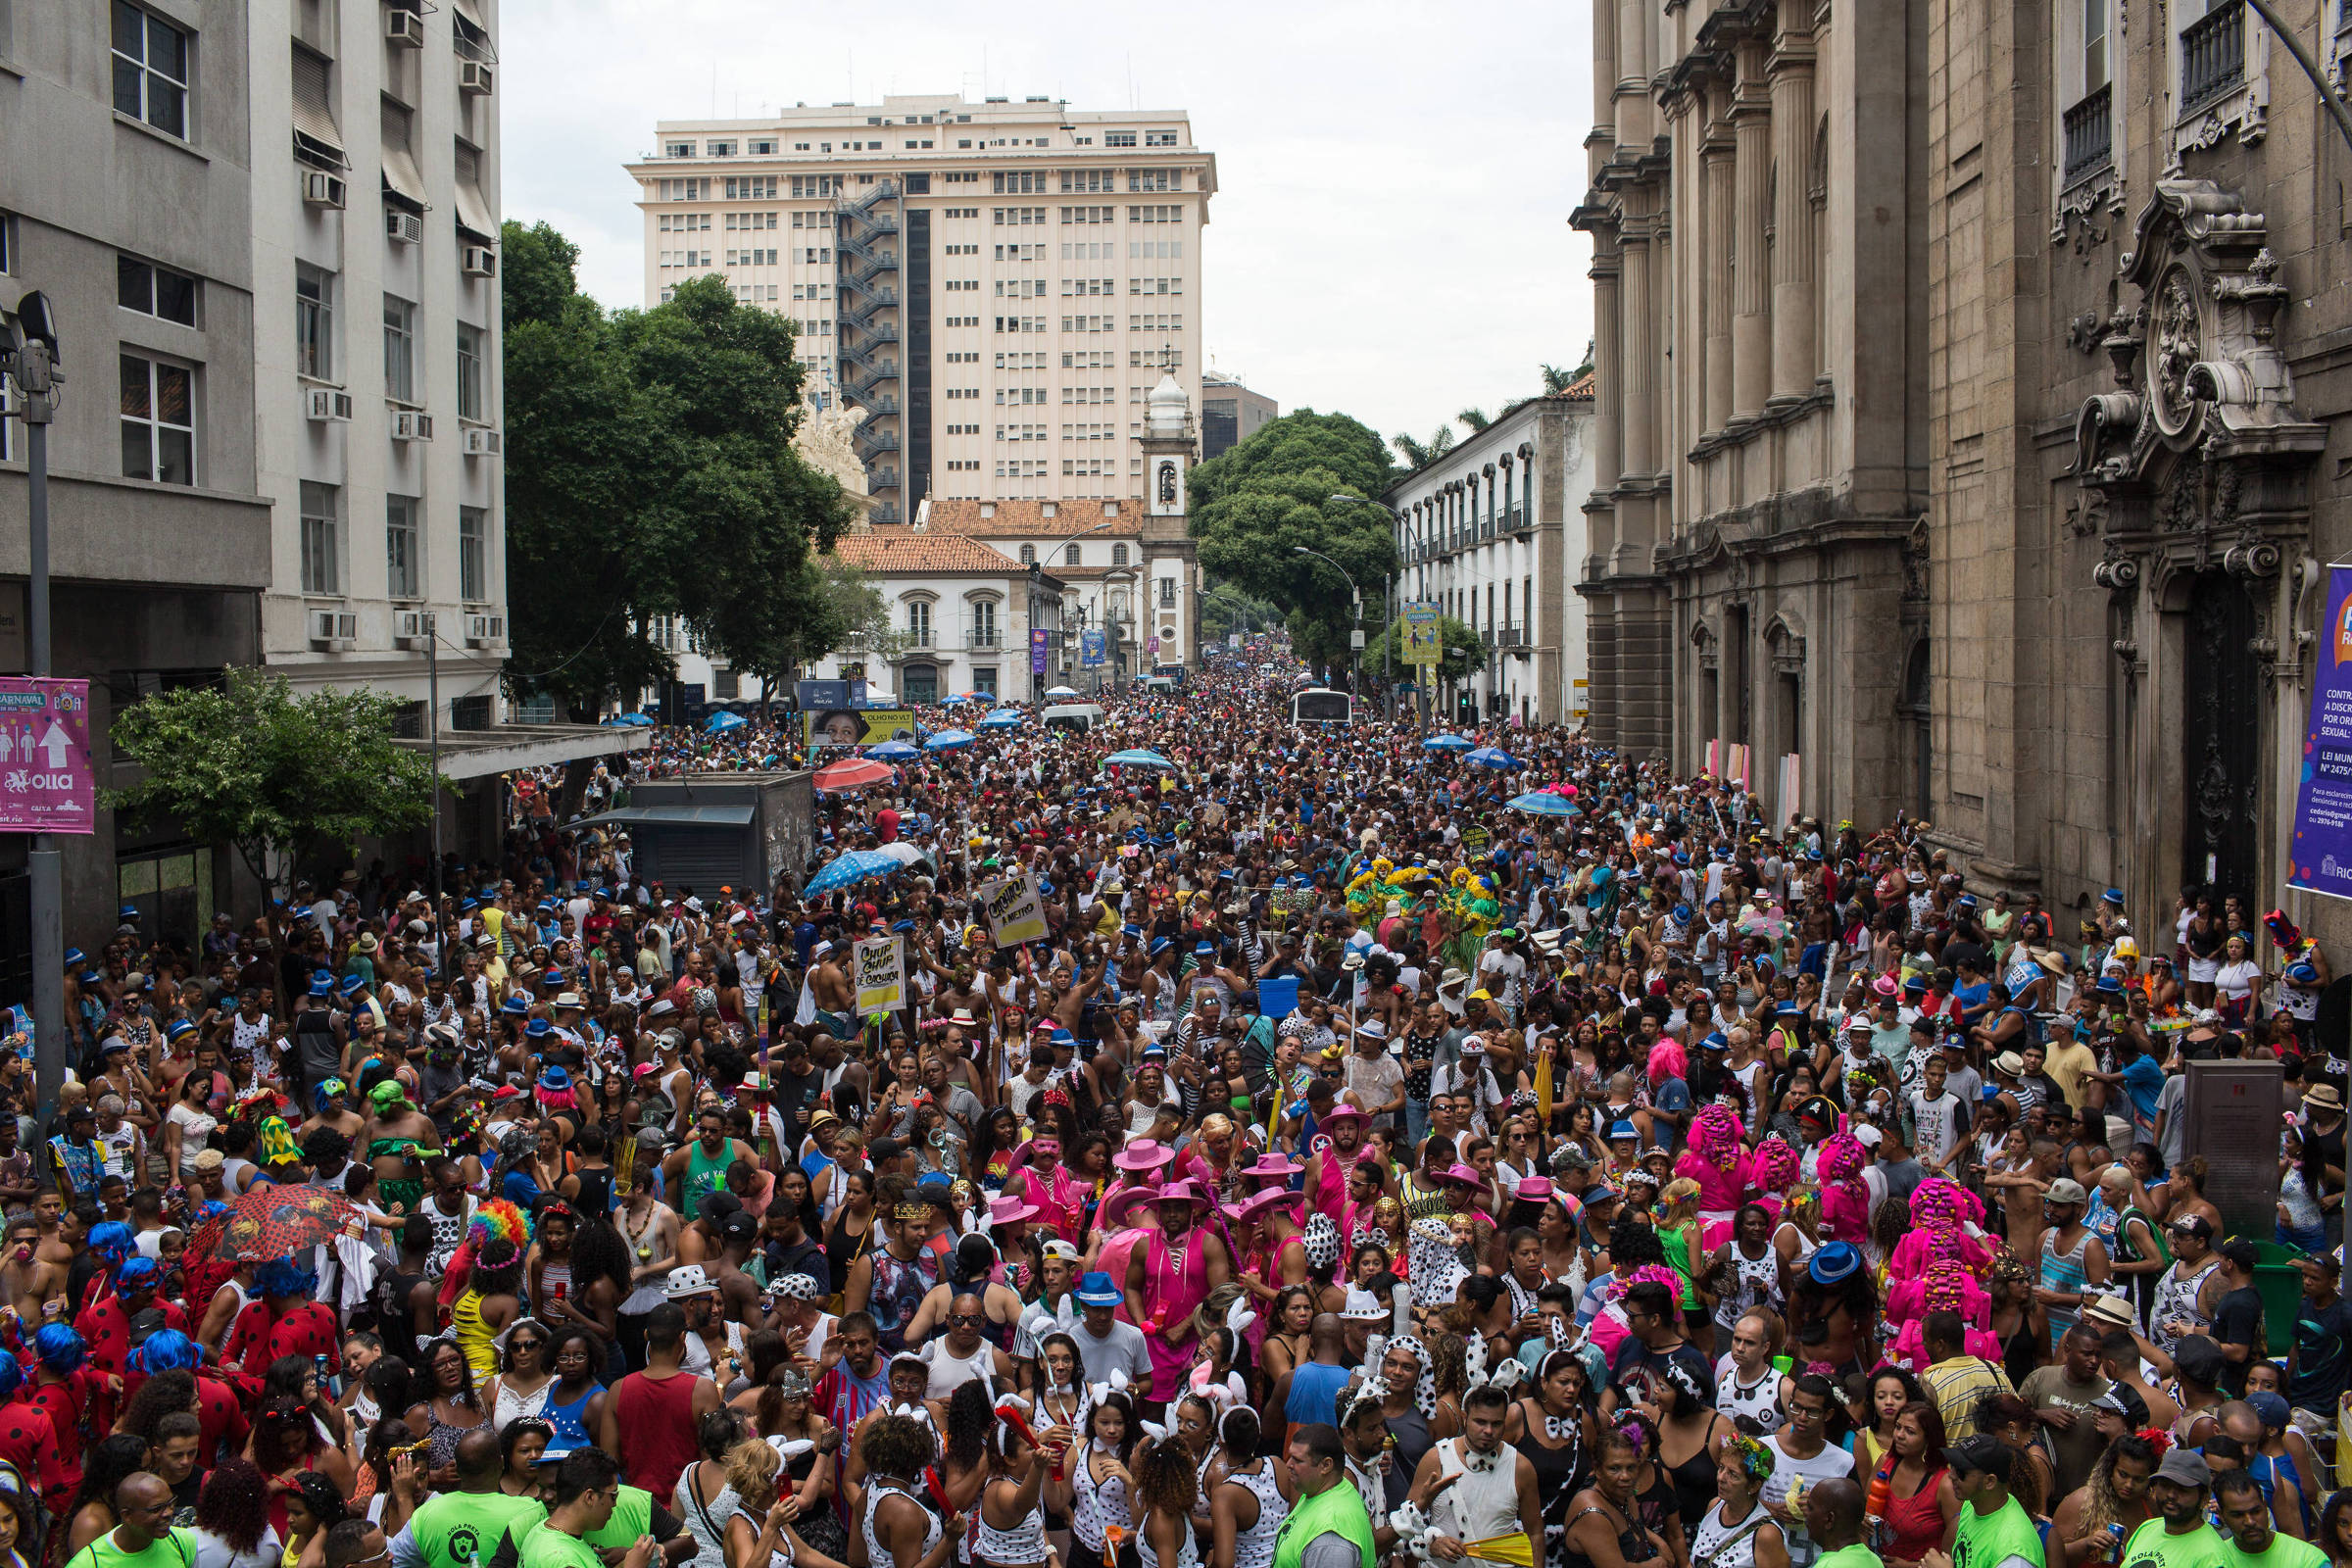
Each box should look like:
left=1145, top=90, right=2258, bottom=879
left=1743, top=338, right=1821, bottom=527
left=1065, top=544, right=1082, bottom=565
left=1111, top=543, right=1129, bottom=566
left=1018, top=544, right=1035, bottom=564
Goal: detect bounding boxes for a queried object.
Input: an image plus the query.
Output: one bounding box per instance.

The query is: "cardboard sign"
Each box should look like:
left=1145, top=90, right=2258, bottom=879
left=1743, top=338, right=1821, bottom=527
left=983, top=874, right=1050, bottom=946
left=854, top=936, right=905, bottom=1014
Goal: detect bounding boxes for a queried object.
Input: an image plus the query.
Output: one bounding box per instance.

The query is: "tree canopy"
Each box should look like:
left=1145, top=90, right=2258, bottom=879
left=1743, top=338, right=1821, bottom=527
left=1185, top=411, right=1400, bottom=670
left=104, top=669, right=438, bottom=893
left=501, top=225, right=859, bottom=716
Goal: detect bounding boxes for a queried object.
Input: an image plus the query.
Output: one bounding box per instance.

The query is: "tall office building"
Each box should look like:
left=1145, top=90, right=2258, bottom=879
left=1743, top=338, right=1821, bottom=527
left=1200, top=371, right=1277, bottom=461
left=626, top=94, right=1215, bottom=523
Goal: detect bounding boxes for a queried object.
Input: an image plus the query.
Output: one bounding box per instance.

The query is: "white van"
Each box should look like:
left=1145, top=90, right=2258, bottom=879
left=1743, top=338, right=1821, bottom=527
left=1042, top=703, right=1107, bottom=732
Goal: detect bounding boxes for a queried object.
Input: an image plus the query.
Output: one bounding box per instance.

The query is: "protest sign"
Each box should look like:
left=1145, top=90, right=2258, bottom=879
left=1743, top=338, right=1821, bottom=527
left=854, top=936, right=905, bottom=1013
left=983, top=874, right=1050, bottom=946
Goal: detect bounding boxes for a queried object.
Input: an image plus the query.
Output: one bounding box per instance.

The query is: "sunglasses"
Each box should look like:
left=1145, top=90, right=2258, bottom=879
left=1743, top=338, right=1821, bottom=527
left=949, top=1312, right=987, bottom=1327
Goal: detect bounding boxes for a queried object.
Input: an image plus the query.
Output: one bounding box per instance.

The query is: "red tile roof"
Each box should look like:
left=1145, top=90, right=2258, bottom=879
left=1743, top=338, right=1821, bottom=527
left=824, top=527, right=1028, bottom=574
left=923, top=498, right=1146, bottom=537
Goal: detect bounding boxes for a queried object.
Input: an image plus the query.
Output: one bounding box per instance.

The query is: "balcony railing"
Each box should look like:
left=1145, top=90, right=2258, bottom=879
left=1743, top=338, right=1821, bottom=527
left=966, top=631, right=1004, bottom=650
left=905, top=628, right=934, bottom=648
left=2063, top=84, right=2114, bottom=183
left=2180, top=0, right=2245, bottom=116
left=1506, top=504, right=1530, bottom=534
left=1495, top=623, right=1528, bottom=649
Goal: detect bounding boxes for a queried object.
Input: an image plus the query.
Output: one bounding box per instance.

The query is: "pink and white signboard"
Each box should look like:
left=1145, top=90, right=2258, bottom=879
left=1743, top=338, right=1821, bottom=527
left=0, top=679, right=95, bottom=834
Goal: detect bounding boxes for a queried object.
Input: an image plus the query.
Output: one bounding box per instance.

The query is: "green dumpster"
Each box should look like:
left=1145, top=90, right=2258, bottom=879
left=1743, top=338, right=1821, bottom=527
left=2246, top=1239, right=2306, bottom=1357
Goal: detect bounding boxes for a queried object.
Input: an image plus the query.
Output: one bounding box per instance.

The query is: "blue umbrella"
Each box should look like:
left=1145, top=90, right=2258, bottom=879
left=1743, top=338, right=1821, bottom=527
left=939, top=693, right=973, bottom=705
left=706, top=711, right=748, bottom=733
left=925, top=728, right=977, bottom=751
left=980, top=709, right=1025, bottom=729
left=1422, top=734, right=1473, bottom=752
left=803, top=850, right=898, bottom=897
left=867, top=739, right=921, bottom=761
left=1103, top=749, right=1177, bottom=770
left=1466, top=746, right=1518, bottom=768
left=601, top=711, right=654, bottom=726
left=1508, top=791, right=1581, bottom=817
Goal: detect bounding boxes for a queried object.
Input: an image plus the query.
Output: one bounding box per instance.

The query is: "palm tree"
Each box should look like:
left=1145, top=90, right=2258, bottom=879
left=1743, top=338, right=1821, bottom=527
left=1390, top=425, right=1459, bottom=468
left=1539, top=363, right=1577, bottom=393
left=1456, top=407, right=1493, bottom=433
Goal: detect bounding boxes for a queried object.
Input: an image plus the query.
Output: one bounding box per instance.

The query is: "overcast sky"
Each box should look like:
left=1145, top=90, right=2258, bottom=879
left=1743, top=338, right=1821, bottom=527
left=500, top=0, right=1596, bottom=450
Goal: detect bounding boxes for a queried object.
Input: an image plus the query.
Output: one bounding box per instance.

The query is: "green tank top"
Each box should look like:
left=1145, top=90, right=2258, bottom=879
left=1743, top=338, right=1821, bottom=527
left=408, top=1490, right=550, bottom=1568
left=1661, top=1225, right=1700, bottom=1307
left=1272, top=1481, right=1378, bottom=1568
left=685, top=1140, right=732, bottom=1213
left=582, top=1486, right=657, bottom=1551
left=1955, top=1495, right=2048, bottom=1568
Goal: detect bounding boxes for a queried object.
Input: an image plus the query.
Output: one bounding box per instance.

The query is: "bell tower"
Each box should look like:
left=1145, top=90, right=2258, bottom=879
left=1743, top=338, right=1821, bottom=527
left=1136, top=371, right=1200, bottom=668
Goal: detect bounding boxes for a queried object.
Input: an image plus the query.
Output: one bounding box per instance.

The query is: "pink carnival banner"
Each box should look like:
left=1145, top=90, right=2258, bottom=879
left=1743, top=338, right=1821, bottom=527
left=0, top=678, right=94, bottom=834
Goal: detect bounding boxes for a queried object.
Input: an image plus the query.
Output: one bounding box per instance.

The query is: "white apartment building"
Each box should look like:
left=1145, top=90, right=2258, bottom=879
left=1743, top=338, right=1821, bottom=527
left=1385, top=382, right=1596, bottom=726
left=625, top=94, right=1214, bottom=524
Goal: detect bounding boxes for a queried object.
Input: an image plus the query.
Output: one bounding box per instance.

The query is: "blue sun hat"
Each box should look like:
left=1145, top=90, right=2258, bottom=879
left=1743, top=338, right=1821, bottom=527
left=1073, top=1271, right=1125, bottom=1307
left=1809, top=1242, right=1863, bottom=1286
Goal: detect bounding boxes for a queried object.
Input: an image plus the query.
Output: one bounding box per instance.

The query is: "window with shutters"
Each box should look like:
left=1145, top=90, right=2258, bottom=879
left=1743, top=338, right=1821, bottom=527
left=381, top=98, right=427, bottom=211
left=291, top=44, right=345, bottom=171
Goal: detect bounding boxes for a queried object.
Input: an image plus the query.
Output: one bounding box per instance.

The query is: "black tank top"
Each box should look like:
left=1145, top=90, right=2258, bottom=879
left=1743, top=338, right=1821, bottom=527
left=571, top=1163, right=614, bottom=1219
left=824, top=1208, right=872, bottom=1294
left=1665, top=1416, right=1724, bottom=1532
left=1563, top=1496, right=1658, bottom=1568
left=1512, top=1401, right=1583, bottom=1526
left=371, top=1267, right=428, bottom=1367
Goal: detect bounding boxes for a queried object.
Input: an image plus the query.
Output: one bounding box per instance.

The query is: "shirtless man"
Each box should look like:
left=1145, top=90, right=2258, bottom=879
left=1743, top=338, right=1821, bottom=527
left=297, top=1077, right=368, bottom=1145
left=1984, top=1137, right=2064, bottom=1259
left=808, top=942, right=856, bottom=1037
left=1, top=1215, right=50, bottom=1319
left=28, top=1193, right=74, bottom=1314
left=361, top=1080, right=444, bottom=1216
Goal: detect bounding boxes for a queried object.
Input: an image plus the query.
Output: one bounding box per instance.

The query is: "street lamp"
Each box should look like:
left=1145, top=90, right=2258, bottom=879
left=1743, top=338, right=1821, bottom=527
left=1291, top=544, right=1364, bottom=695
left=1328, top=494, right=1403, bottom=722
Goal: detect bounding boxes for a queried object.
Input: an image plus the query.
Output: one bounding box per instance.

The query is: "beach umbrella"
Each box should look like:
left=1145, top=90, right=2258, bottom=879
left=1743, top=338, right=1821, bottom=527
left=872, top=841, right=931, bottom=867
left=1466, top=747, right=1518, bottom=769
left=867, top=740, right=920, bottom=761
left=1045, top=685, right=1080, bottom=699
left=1422, top=734, right=1473, bottom=752
left=1103, top=749, right=1177, bottom=770
left=706, top=710, right=748, bottom=733
left=813, top=758, right=895, bottom=793
left=980, top=709, right=1025, bottom=729
left=1508, top=792, right=1581, bottom=818
left=925, top=728, right=977, bottom=751
left=803, top=850, right=898, bottom=896
left=939, top=693, right=974, bottom=705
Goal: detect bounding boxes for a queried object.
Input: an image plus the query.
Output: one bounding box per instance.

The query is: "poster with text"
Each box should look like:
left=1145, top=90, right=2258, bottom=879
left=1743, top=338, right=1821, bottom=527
left=982, top=874, right=1050, bottom=946
left=854, top=936, right=905, bottom=1013
left=1402, top=603, right=1442, bottom=666
left=2288, top=565, right=2352, bottom=901
left=1082, top=629, right=1108, bottom=667
left=1030, top=628, right=1052, bottom=673
left=0, top=678, right=93, bottom=834
left=802, top=709, right=917, bottom=749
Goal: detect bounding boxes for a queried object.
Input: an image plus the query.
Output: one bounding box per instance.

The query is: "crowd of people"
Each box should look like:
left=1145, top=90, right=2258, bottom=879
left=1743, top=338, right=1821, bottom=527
left=20, top=651, right=2352, bottom=1568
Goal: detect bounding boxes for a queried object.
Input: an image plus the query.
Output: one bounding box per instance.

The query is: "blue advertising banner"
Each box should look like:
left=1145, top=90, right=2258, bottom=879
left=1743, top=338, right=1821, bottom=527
left=1081, top=629, right=1107, bottom=667
left=2287, top=564, right=2352, bottom=902
left=1030, top=627, right=1051, bottom=673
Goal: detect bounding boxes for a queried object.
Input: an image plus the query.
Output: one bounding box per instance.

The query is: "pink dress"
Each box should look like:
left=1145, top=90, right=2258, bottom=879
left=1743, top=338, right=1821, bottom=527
left=1017, top=1166, right=1088, bottom=1245
left=1140, top=1227, right=1212, bottom=1401
left=1674, top=1149, right=1754, bottom=1249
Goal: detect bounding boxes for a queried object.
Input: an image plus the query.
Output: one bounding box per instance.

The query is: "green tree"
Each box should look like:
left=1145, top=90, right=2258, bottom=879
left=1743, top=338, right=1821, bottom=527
left=1456, top=407, right=1494, bottom=433
left=1378, top=613, right=1488, bottom=686
left=502, top=230, right=856, bottom=719
left=103, top=669, right=438, bottom=893
left=1390, top=425, right=1458, bottom=469
left=1540, top=363, right=1579, bottom=393
left=1187, top=411, right=1398, bottom=669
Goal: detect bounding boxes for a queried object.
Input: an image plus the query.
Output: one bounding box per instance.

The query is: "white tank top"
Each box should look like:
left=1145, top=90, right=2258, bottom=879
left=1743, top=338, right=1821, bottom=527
left=1071, top=1446, right=1134, bottom=1553
left=975, top=1481, right=1050, bottom=1566
left=1138, top=1513, right=1199, bottom=1568
left=922, top=1337, right=997, bottom=1399
left=1716, top=1363, right=1786, bottom=1435
left=863, top=1481, right=942, bottom=1568
left=1690, top=1498, right=1772, bottom=1568
left=1223, top=1460, right=1289, bottom=1568
left=1431, top=1437, right=1522, bottom=1543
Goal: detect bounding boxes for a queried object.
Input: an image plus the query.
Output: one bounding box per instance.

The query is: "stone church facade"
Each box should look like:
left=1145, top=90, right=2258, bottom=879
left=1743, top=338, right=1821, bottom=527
left=1578, top=0, right=2352, bottom=945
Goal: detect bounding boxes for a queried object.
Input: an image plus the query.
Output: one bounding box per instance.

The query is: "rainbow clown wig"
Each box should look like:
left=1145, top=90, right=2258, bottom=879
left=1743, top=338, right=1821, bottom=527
left=436, top=1198, right=532, bottom=1309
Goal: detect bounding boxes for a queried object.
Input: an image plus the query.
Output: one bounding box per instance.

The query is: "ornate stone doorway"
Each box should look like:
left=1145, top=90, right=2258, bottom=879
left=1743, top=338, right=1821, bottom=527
left=2181, top=571, right=2261, bottom=895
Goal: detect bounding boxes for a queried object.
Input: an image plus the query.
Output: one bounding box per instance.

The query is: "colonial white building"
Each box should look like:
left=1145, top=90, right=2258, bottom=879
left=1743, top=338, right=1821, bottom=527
left=1384, top=381, right=1596, bottom=726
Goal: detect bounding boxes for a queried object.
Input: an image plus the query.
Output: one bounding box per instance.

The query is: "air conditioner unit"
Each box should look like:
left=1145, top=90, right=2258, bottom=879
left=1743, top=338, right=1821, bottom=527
left=392, top=411, right=434, bottom=442
left=300, top=170, right=347, bottom=211
left=386, top=210, right=423, bottom=245
left=461, top=246, right=497, bottom=279
left=464, top=612, right=507, bottom=648
left=458, top=61, right=493, bottom=97
left=393, top=611, right=431, bottom=649
left=462, top=427, right=502, bottom=457
left=308, top=611, right=358, bottom=650
left=384, top=9, right=424, bottom=46
left=304, top=387, right=354, bottom=422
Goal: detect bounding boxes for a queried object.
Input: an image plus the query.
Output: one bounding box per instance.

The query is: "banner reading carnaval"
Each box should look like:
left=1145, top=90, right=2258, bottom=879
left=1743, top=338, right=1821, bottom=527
left=2286, top=565, right=2352, bottom=902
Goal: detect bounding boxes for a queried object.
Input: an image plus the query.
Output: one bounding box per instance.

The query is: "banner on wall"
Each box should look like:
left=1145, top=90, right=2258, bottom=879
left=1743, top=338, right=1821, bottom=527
left=802, top=709, right=917, bottom=749
left=1082, top=630, right=1108, bottom=667
left=2286, top=565, right=2352, bottom=902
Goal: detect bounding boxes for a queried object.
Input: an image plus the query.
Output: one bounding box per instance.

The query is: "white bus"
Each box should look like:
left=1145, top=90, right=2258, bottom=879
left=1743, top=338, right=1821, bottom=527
left=1291, top=687, right=1353, bottom=724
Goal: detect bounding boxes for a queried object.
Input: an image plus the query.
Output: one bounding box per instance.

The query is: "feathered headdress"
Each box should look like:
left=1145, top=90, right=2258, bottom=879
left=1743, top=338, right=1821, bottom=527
left=436, top=1198, right=532, bottom=1309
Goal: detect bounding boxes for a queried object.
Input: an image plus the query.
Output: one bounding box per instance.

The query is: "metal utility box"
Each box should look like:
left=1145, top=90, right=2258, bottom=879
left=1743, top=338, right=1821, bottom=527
left=582, top=772, right=814, bottom=901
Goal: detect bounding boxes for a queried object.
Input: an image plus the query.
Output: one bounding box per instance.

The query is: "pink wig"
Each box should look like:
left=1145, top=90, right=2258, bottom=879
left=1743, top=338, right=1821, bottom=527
left=1750, top=1136, right=1800, bottom=1194
left=1690, top=1104, right=1744, bottom=1165
left=1646, top=1040, right=1689, bottom=1088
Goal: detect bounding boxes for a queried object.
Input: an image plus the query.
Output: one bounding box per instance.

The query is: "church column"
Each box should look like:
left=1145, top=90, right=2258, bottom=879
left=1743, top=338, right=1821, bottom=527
left=1731, top=39, right=1774, bottom=422
left=1769, top=5, right=1817, bottom=406
left=1702, top=91, right=1735, bottom=436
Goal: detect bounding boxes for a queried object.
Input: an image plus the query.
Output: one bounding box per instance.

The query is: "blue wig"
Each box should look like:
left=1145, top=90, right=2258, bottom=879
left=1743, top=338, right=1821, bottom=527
left=87, top=1222, right=132, bottom=1261
left=116, top=1256, right=159, bottom=1291
left=253, top=1258, right=319, bottom=1299
left=32, top=1323, right=85, bottom=1372
left=0, top=1354, right=21, bottom=1400
left=127, top=1328, right=202, bottom=1377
